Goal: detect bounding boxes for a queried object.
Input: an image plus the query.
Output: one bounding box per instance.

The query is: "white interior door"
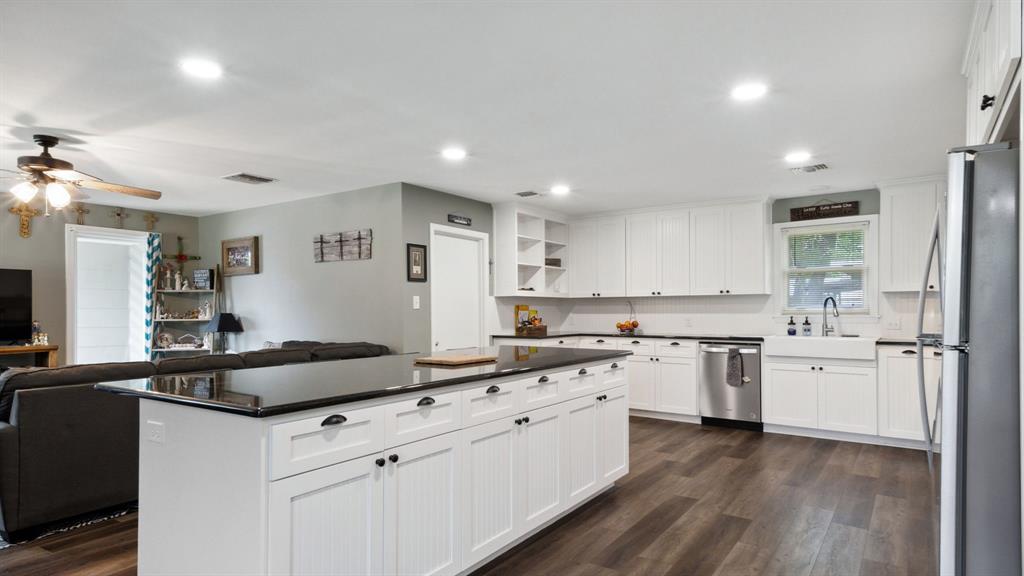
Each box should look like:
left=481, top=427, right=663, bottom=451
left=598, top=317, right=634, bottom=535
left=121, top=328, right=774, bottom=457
left=430, top=224, right=488, bottom=352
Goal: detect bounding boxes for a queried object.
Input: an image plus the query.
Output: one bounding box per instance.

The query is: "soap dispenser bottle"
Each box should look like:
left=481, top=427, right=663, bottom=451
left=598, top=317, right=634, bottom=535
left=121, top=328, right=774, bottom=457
left=787, top=316, right=797, bottom=336
left=802, top=316, right=812, bottom=336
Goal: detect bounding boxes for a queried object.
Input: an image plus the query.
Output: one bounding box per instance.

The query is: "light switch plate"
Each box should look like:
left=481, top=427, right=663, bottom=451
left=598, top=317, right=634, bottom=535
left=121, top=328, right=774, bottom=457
left=146, top=420, right=165, bottom=444
left=413, top=295, right=421, bottom=310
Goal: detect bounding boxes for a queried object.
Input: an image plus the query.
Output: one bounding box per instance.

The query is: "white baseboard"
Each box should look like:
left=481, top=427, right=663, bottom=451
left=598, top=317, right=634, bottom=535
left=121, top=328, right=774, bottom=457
left=629, top=409, right=700, bottom=424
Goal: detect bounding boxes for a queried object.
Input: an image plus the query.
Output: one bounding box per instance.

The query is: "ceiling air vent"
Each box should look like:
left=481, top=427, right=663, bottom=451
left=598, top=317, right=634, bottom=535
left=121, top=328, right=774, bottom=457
left=790, top=163, right=830, bottom=174
left=222, top=172, right=277, bottom=184
left=515, top=190, right=540, bottom=198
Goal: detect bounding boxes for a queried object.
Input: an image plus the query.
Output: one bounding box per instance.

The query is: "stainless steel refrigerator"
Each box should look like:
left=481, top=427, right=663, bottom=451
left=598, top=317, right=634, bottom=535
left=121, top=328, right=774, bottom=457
left=940, top=143, right=1020, bottom=575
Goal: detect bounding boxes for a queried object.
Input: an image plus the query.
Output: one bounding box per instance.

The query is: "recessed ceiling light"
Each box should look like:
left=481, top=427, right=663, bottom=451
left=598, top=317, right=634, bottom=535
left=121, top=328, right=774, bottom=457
left=784, top=150, right=812, bottom=164
left=730, top=82, right=768, bottom=101
left=179, top=58, right=223, bottom=79
left=550, top=185, right=571, bottom=196
left=441, top=147, right=467, bottom=161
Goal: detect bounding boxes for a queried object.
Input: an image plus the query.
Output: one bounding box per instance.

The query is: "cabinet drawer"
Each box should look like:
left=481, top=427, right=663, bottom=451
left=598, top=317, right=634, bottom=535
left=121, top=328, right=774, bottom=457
left=599, top=361, right=628, bottom=390
left=519, top=371, right=565, bottom=411
left=618, top=339, right=654, bottom=355
left=270, top=404, right=385, bottom=480
left=385, top=390, right=461, bottom=447
left=578, top=337, right=617, bottom=349
left=564, top=365, right=600, bottom=398
left=462, top=380, right=520, bottom=426
left=654, top=340, right=696, bottom=358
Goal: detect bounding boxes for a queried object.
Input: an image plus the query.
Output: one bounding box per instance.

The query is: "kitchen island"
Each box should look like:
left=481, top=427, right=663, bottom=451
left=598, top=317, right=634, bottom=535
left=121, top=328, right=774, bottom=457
left=98, top=346, right=631, bottom=576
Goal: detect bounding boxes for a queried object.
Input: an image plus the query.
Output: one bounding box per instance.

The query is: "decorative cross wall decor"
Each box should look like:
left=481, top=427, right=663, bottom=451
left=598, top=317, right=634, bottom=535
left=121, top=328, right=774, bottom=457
left=163, top=235, right=201, bottom=268
left=143, top=212, right=159, bottom=231
left=111, top=208, right=131, bottom=228
left=71, top=203, right=90, bottom=225
left=9, top=203, right=40, bottom=238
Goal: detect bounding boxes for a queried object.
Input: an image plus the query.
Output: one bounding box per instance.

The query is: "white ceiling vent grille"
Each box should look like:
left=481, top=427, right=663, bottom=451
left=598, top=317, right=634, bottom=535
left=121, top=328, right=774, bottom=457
left=515, top=190, right=540, bottom=198
left=222, top=172, right=278, bottom=184
left=790, top=163, right=830, bottom=174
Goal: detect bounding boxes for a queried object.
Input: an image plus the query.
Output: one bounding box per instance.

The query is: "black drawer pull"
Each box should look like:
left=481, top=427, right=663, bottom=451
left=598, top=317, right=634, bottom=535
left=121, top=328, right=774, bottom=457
left=522, top=416, right=530, bottom=423
left=321, top=414, right=347, bottom=426
left=375, top=458, right=386, bottom=467
left=901, top=350, right=917, bottom=355
left=389, top=454, right=399, bottom=463
left=611, top=362, right=618, bottom=369
left=670, top=342, right=680, bottom=346
left=417, top=397, right=436, bottom=407
left=632, top=340, right=640, bottom=344
left=486, top=385, right=500, bottom=394
left=934, top=350, right=943, bottom=357
left=538, top=375, right=549, bottom=383
left=981, top=94, right=996, bottom=110
left=578, top=368, right=588, bottom=375
left=596, top=339, right=605, bottom=343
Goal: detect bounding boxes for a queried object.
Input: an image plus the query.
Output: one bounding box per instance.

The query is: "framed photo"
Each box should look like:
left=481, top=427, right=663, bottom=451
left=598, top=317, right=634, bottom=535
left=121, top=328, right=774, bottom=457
left=407, top=243, right=427, bottom=282
left=222, top=236, right=260, bottom=276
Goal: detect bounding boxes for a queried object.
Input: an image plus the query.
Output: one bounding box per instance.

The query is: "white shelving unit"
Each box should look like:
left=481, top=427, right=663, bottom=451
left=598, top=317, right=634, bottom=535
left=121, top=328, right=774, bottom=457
left=495, top=204, right=570, bottom=297
left=153, top=287, right=218, bottom=358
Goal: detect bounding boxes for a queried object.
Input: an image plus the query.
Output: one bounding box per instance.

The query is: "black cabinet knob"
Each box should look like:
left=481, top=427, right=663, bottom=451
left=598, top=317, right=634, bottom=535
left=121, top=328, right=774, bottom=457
left=811, top=366, right=816, bottom=370
left=928, top=284, right=935, bottom=289
left=981, top=94, right=996, bottom=110
left=719, top=290, right=724, bottom=294
left=538, top=375, right=549, bottom=383
left=522, top=416, right=530, bottom=424
left=376, top=458, right=386, bottom=467
left=486, top=385, right=500, bottom=394
left=321, top=414, right=347, bottom=427
left=597, top=293, right=601, bottom=297
left=655, top=357, right=660, bottom=361
left=819, top=366, right=824, bottom=371
left=726, top=290, right=731, bottom=294
left=649, top=357, right=654, bottom=362
left=558, top=340, right=565, bottom=344
left=389, top=454, right=399, bottom=463
left=657, top=291, right=662, bottom=295
left=592, top=293, right=596, bottom=297
left=417, top=397, right=436, bottom=407
left=651, top=291, right=656, bottom=295
left=515, top=418, right=523, bottom=425
left=578, top=368, right=588, bottom=375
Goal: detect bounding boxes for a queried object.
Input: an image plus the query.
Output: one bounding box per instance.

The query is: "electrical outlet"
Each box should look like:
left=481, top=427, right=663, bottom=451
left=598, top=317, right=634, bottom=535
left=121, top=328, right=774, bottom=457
left=412, top=295, right=421, bottom=310
left=146, top=420, right=165, bottom=444
left=683, top=318, right=694, bottom=328
left=885, top=318, right=901, bottom=331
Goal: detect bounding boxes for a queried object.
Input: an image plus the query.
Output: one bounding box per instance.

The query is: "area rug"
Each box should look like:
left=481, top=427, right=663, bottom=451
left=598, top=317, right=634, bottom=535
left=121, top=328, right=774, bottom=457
left=0, top=507, right=135, bottom=550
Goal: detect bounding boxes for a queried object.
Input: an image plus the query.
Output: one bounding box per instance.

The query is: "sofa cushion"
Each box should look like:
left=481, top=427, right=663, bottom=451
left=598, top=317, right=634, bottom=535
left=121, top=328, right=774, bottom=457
left=310, top=343, right=389, bottom=361
left=155, top=354, right=245, bottom=375
left=240, top=348, right=312, bottom=369
left=0, top=361, right=156, bottom=422
left=280, top=340, right=324, bottom=351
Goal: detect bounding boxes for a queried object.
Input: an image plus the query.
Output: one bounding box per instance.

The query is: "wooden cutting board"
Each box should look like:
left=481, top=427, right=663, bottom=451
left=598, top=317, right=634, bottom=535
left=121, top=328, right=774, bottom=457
left=414, top=354, right=498, bottom=366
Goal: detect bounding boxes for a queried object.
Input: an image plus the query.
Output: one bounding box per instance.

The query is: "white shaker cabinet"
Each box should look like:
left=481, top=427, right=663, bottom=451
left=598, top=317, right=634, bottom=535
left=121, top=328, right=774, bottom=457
left=460, top=418, right=518, bottom=567
left=963, top=0, right=1022, bottom=144
left=879, top=178, right=944, bottom=292
left=597, top=385, right=630, bottom=483
left=877, top=346, right=943, bottom=442
left=516, top=403, right=565, bottom=533
left=817, top=365, right=877, bottom=435
left=626, top=210, right=692, bottom=297
left=626, top=213, right=659, bottom=297
left=570, top=217, right=626, bottom=297
left=690, top=202, right=767, bottom=295
left=655, top=356, right=699, bottom=416
left=689, top=206, right=727, bottom=295
left=763, top=362, right=820, bottom=428
left=626, top=355, right=657, bottom=410
left=563, top=395, right=600, bottom=507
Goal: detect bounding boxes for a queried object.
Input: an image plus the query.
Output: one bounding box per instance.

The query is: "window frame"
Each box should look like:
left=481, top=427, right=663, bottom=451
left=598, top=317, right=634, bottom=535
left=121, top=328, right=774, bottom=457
left=774, top=215, right=878, bottom=316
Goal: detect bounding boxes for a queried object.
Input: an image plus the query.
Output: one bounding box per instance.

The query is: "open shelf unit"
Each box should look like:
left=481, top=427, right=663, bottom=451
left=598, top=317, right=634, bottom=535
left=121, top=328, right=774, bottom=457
left=153, top=285, right=217, bottom=358
left=496, top=204, right=570, bottom=297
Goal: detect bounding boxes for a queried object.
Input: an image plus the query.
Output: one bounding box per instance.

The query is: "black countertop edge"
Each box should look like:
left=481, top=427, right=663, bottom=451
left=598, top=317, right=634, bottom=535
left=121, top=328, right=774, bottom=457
left=876, top=338, right=940, bottom=346
left=492, top=332, right=765, bottom=342
left=95, top=349, right=632, bottom=418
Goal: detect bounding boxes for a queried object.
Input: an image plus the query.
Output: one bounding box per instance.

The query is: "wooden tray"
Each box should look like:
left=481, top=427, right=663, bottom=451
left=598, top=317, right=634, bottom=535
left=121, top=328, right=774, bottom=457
left=414, top=354, right=498, bottom=366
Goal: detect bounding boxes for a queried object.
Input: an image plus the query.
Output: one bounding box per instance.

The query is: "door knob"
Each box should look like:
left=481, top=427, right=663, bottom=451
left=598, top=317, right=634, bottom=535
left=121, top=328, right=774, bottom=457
left=375, top=458, right=386, bottom=467
left=389, top=454, right=399, bottom=463
left=522, top=416, right=530, bottom=423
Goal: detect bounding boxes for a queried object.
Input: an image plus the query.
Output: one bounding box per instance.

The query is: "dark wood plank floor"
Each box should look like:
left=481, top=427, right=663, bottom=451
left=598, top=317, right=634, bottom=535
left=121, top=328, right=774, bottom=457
left=0, top=417, right=938, bottom=576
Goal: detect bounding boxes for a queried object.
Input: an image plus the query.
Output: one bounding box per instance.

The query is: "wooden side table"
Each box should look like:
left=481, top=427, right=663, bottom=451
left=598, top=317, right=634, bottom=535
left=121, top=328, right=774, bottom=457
left=0, top=344, right=59, bottom=368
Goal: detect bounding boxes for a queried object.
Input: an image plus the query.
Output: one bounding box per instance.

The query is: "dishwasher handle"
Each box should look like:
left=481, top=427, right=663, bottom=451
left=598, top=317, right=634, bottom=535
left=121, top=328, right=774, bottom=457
left=702, top=346, right=759, bottom=355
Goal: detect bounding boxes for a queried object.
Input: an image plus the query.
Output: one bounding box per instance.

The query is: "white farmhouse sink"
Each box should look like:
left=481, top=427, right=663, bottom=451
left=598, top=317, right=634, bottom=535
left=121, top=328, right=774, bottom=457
left=763, top=335, right=878, bottom=360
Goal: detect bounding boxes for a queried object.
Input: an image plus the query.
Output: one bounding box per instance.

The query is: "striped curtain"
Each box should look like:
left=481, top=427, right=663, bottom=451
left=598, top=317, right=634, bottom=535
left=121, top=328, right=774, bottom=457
left=145, top=233, right=162, bottom=359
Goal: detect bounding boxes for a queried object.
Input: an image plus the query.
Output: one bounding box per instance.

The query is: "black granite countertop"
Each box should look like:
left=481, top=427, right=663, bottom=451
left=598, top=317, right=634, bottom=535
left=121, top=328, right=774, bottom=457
left=95, top=346, right=631, bottom=418
left=876, top=338, right=941, bottom=346
left=492, top=331, right=765, bottom=342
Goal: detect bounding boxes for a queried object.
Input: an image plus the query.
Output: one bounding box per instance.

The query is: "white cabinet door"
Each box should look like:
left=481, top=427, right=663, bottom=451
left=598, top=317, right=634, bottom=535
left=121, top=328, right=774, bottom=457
left=689, top=206, right=726, bottom=295
left=817, top=365, right=877, bottom=435
left=384, top=433, right=461, bottom=576
left=516, top=403, right=565, bottom=533
left=598, top=385, right=630, bottom=484
left=878, top=348, right=943, bottom=441
left=763, top=362, right=819, bottom=428
left=626, top=356, right=656, bottom=410
left=658, top=210, right=691, bottom=296
left=725, top=202, right=766, bottom=295
left=269, top=453, right=384, bottom=576
left=626, top=213, right=659, bottom=297
left=569, top=221, right=597, bottom=297
left=596, top=217, right=627, bottom=297
left=880, top=180, right=942, bottom=292
left=460, top=418, right=517, bottom=568
left=655, top=356, right=698, bottom=416
left=562, top=395, right=600, bottom=507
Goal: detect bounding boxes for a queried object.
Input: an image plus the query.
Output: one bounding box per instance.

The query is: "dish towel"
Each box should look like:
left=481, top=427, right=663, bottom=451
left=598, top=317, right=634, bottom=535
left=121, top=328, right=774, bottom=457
left=726, top=348, right=746, bottom=387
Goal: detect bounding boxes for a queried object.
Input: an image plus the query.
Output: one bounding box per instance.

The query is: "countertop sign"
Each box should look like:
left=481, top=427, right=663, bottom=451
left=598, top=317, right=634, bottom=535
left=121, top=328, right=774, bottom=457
left=790, top=201, right=859, bottom=221
left=447, top=214, right=472, bottom=226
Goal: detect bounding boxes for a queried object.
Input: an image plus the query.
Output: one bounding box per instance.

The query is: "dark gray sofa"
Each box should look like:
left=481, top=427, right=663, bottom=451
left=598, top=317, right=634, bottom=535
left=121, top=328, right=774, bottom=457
left=0, top=340, right=389, bottom=542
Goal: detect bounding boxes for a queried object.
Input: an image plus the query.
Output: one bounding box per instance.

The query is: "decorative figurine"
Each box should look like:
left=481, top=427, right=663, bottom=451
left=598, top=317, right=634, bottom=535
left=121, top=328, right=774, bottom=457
left=174, top=269, right=182, bottom=291
left=182, top=277, right=190, bottom=291
left=157, top=333, right=174, bottom=349
left=164, top=267, right=173, bottom=291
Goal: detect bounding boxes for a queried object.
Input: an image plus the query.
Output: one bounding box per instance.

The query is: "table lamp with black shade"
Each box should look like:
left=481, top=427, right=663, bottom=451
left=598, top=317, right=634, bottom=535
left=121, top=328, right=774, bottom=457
left=205, top=313, right=243, bottom=354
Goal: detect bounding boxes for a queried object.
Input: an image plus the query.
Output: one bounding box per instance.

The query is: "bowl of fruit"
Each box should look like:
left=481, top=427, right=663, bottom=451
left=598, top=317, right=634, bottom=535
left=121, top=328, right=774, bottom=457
left=616, top=319, right=640, bottom=336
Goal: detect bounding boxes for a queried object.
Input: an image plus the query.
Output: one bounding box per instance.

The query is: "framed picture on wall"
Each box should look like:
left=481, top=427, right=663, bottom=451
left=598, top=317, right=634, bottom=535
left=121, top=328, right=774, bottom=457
left=407, top=243, right=427, bottom=282
left=222, top=236, right=260, bottom=276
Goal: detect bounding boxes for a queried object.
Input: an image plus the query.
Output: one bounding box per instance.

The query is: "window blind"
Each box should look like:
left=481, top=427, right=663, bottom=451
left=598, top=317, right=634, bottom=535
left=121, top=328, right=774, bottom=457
left=785, top=226, right=867, bottom=311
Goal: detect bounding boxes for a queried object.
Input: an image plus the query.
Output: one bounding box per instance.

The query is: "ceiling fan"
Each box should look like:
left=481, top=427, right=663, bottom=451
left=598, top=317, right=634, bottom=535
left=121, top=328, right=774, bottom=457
left=3, top=134, right=162, bottom=211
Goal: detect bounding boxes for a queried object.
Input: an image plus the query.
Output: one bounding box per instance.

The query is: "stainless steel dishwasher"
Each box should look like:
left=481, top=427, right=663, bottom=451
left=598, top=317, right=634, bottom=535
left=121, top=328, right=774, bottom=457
left=699, top=342, right=762, bottom=429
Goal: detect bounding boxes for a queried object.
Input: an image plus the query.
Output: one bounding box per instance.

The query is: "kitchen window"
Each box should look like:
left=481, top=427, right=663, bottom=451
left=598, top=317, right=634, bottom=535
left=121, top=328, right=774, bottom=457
left=776, top=216, right=877, bottom=314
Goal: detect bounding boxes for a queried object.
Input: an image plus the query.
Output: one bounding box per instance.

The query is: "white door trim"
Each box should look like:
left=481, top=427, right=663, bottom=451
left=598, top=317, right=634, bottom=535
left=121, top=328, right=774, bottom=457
left=65, top=224, right=154, bottom=365
left=428, top=223, right=489, bottom=352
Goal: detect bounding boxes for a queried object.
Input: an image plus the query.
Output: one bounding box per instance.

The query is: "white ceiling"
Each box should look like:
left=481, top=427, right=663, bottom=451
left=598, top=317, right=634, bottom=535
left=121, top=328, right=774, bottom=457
left=0, top=1, right=972, bottom=217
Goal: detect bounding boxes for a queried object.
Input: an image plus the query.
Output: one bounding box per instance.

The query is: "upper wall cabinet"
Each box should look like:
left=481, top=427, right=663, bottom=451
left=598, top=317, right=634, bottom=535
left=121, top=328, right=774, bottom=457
left=495, top=203, right=571, bottom=297
left=570, top=217, right=626, bottom=298
left=964, top=0, right=1021, bottom=145
left=626, top=210, right=691, bottom=297
left=879, top=178, right=945, bottom=292
left=690, top=202, right=769, bottom=296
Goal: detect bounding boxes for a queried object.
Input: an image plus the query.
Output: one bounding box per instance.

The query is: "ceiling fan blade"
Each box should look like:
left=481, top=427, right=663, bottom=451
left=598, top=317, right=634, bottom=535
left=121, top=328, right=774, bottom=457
left=78, top=180, right=161, bottom=200
left=45, top=169, right=101, bottom=182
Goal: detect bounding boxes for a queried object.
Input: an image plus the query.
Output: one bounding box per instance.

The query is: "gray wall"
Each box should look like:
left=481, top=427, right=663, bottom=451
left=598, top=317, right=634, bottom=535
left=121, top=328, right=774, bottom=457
left=771, top=188, right=880, bottom=223
left=0, top=203, right=199, bottom=365
left=198, top=183, right=405, bottom=353
left=399, top=183, right=493, bottom=354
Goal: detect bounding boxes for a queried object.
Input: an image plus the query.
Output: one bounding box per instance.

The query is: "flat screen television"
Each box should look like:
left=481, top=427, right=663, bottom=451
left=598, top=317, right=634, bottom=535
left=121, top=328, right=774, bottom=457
left=0, top=269, right=32, bottom=344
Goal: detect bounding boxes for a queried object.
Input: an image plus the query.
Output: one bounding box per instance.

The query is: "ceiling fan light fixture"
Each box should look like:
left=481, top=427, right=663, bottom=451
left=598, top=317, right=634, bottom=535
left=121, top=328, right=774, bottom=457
left=10, top=181, right=38, bottom=203
left=46, top=182, right=71, bottom=209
